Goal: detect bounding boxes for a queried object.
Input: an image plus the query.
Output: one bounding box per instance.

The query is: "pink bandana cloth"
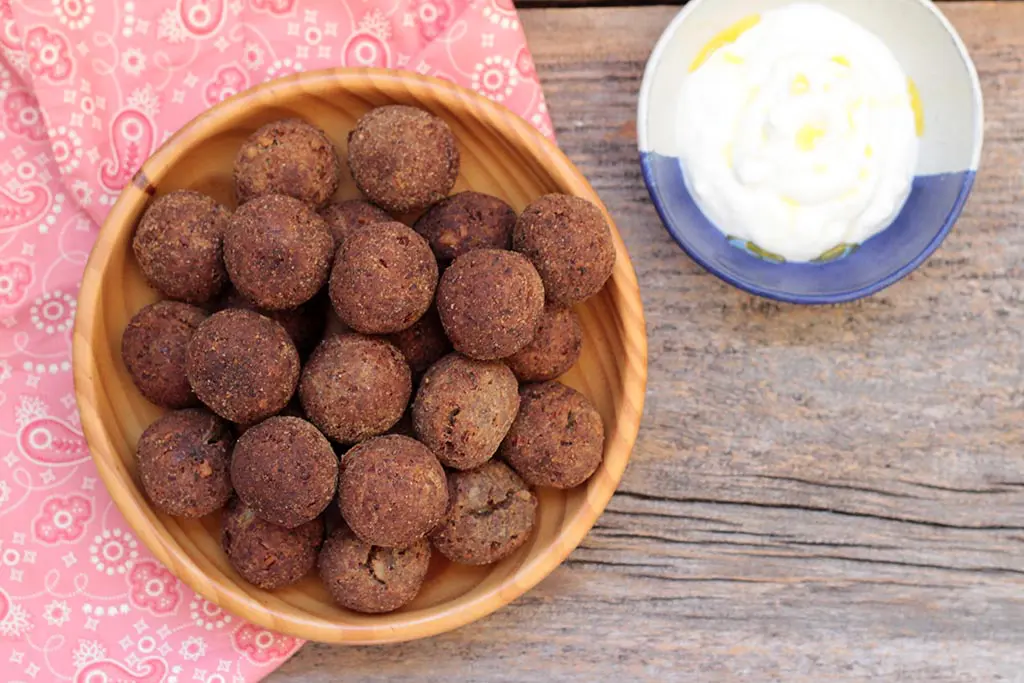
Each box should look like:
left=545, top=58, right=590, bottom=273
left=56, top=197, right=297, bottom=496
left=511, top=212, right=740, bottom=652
left=0, top=0, right=550, bottom=680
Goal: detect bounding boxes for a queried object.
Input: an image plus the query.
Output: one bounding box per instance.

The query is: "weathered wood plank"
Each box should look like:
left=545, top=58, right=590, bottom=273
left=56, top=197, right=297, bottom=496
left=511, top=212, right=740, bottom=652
left=273, top=3, right=1024, bottom=680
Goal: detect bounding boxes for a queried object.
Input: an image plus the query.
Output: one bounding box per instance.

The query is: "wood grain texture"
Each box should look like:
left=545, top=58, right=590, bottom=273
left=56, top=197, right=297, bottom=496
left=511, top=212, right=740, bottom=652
left=273, top=1, right=1024, bottom=679
left=72, top=69, right=646, bottom=644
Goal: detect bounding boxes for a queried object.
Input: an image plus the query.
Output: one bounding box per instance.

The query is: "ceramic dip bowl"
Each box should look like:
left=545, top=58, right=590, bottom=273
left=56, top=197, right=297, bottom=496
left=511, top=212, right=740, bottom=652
left=638, top=0, right=984, bottom=304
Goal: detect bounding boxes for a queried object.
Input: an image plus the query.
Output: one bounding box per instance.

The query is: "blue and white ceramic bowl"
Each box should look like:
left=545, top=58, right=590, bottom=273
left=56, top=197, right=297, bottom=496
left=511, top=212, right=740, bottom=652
left=638, top=0, right=984, bottom=304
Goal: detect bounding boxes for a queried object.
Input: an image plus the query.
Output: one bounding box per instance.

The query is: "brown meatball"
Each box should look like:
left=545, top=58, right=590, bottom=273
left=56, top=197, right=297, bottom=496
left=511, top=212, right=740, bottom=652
left=436, top=249, right=544, bottom=360
left=234, top=118, right=340, bottom=207
left=224, top=194, right=334, bottom=310
left=338, top=435, right=448, bottom=548
left=122, top=301, right=208, bottom=408
left=218, top=287, right=326, bottom=356
left=132, top=190, right=230, bottom=304
left=430, top=460, right=537, bottom=565
left=299, top=334, right=411, bottom=443
left=231, top=397, right=305, bottom=439
left=319, top=199, right=391, bottom=249
left=135, top=408, right=233, bottom=518
left=347, top=105, right=459, bottom=213
left=329, top=221, right=438, bottom=334
left=186, top=309, right=300, bottom=424
left=385, top=306, right=452, bottom=377
left=318, top=526, right=430, bottom=614
left=505, top=305, right=583, bottom=382
left=501, top=382, right=605, bottom=489
left=413, top=191, right=516, bottom=262
left=230, top=416, right=338, bottom=528
left=221, top=497, right=324, bottom=590
left=412, top=354, right=519, bottom=470
left=513, top=194, right=616, bottom=304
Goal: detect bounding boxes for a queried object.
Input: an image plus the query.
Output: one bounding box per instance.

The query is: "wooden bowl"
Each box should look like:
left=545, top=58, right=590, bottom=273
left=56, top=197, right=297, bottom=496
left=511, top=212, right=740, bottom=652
left=73, top=68, right=648, bottom=644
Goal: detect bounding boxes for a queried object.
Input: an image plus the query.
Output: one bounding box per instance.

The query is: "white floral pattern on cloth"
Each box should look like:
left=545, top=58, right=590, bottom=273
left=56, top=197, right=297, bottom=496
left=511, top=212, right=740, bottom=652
left=0, top=0, right=550, bottom=680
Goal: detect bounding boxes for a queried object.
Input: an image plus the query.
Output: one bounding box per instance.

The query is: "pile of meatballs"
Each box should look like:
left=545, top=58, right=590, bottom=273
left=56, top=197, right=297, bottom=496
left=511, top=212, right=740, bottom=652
left=122, top=105, right=616, bottom=614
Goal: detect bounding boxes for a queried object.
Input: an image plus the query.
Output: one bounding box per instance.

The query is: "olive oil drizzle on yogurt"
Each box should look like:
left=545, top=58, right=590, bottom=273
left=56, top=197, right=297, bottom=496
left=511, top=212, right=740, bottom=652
left=678, top=3, right=924, bottom=263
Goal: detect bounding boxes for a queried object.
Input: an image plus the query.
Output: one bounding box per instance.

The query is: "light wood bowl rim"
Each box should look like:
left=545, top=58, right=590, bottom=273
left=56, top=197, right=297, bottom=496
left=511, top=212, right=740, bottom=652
left=73, top=67, right=648, bottom=644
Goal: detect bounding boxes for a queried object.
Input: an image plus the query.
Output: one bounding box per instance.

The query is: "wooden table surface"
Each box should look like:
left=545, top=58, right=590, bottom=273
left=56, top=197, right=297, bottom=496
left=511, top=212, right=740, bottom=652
left=273, top=2, right=1024, bottom=680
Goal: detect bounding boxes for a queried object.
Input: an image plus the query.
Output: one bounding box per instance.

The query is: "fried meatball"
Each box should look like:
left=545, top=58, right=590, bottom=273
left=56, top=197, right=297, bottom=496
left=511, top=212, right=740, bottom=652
left=412, top=354, right=519, bottom=470
left=413, top=191, right=516, bottom=262
left=430, top=460, right=537, bottom=565
left=505, top=305, right=583, bottom=382
left=221, top=497, right=324, bottom=590
left=135, top=408, right=233, bottom=518
left=122, top=301, right=208, bottom=408
left=234, top=118, right=340, bottom=207
left=223, top=194, right=334, bottom=310
left=501, top=382, right=605, bottom=489
left=329, top=221, right=438, bottom=334
left=513, top=194, right=615, bottom=304
left=186, top=309, right=300, bottom=424
left=218, top=287, right=326, bottom=356
left=231, top=397, right=305, bottom=439
left=318, top=526, right=430, bottom=614
left=338, top=435, right=447, bottom=548
left=230, top=416, right=338, bottom=528
left=436, top=249, right=544, bottom=360
left=132, top=190, right=230, bottom=304
left=319, top=199, right=391, bottom=249
left=225, top=192, right=333, bottom=309
left=347, top=105, right=459, bottom=213
left=385, top=306, right=452, bottom=377
left=299, top=334, right=411, bottom=444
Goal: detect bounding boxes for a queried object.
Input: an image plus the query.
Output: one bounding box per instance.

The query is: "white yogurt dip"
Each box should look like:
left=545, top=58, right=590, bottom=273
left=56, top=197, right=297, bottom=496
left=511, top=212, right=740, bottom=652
left=677, top=3, right=922, bottom=262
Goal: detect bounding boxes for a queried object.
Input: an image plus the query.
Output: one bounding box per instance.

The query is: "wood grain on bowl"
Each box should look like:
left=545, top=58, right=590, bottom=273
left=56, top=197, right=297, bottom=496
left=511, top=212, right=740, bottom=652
left=72, top=68, right=647, bottom=644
